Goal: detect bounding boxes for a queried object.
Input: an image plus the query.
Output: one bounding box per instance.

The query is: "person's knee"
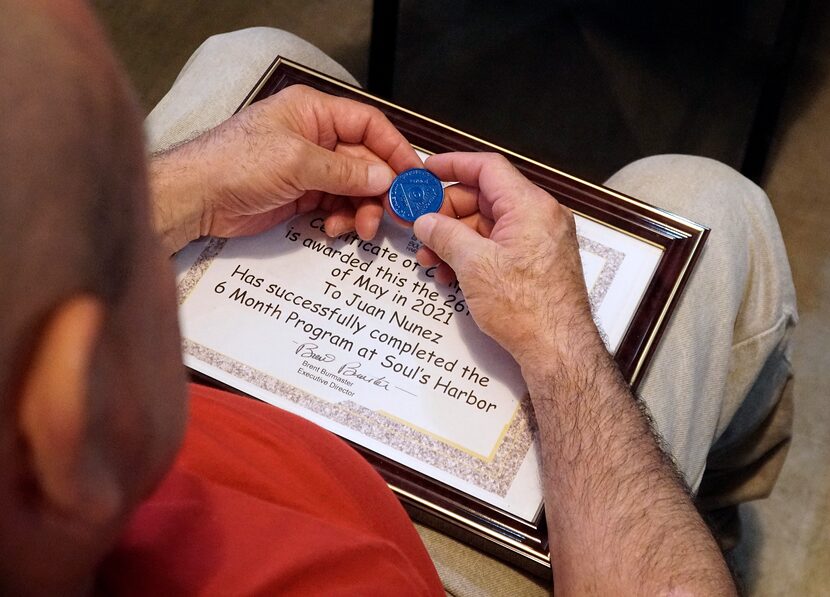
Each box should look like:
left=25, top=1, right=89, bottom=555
left=617, top=155, right=796, bottom=492
left=199, top=27, right=302, bottom=56
left=605, top=154, right=770, bottom=230
left=200, top=27, right=357, bottom=86
left=145, top=27, right=356, bottom=152
left=605, top=156, right=792, bottom=313
left=611, top=153, right=795, bottom=339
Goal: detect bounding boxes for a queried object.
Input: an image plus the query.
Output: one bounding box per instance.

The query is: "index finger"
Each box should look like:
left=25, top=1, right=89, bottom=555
left=312, top=90, right=423, bottom=173
left=425, top=152, right=545, bottom=221
left=424, top=152, right=527, bottom=190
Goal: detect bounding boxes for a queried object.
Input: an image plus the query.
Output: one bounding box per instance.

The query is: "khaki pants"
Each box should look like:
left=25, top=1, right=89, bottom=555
left=146, top=28, right=798, bottom=596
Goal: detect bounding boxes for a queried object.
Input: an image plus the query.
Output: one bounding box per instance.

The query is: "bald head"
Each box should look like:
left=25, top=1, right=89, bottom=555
left=0, top=3, right=190, bottom=593
left=0, top=0, right=145, bottom=395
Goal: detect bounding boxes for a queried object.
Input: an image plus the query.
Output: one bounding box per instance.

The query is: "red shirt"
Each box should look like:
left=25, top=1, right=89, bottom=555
left=99, top=384, right=443, bottom=595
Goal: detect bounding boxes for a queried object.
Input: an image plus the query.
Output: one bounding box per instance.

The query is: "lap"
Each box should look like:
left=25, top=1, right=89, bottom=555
left=605, top=156, right=797, bottom=494
left=148, top=28, right=797, bottom=595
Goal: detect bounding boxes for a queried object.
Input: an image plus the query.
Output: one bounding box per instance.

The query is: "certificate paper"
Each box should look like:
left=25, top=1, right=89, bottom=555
left=175, top=201, right=662, bottom=522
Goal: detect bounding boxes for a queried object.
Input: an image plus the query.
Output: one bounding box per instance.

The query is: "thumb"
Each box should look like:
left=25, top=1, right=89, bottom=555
left=299, top=144, right=395, bottom=196
left=414, top=213, right=490, bottom=271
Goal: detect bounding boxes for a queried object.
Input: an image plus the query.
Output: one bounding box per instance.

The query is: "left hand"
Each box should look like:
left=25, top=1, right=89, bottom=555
left=149, top=85, right=422, bottom=253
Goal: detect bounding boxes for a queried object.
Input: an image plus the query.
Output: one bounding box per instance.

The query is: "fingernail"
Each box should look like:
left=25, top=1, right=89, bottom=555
left=413, top=213, right=437, bottom=241
left=358, top=218, right=380, bottom=241
left=368, top=163, right=394, bottom=191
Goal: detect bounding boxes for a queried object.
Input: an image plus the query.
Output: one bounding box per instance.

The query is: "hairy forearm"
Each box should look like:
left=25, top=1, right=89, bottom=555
left=522, top=328, right=735, bottom=595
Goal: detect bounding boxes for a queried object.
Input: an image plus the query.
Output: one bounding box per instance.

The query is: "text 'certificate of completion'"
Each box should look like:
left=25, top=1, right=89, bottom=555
left=175, top=188, right=662, bottom=522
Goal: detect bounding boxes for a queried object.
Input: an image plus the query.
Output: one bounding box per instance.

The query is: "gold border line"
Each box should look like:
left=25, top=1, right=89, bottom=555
left=379, top=398, right=520, bottom=464
left=487, top=402, right=521, bottom=460
left=379, top=410, right=490, bottom=461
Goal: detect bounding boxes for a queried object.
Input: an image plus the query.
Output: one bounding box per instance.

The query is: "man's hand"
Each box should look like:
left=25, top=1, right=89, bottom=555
left=413, top=152, right=599, bottom=371
left=149, top=85, right=422, bottom=254
left=414, top=152, right=736, bottom=595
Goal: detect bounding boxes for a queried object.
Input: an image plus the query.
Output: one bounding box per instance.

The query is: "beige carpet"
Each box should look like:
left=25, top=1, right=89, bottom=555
left=92, top=1, right=830, bottom=593
left=728, top=5, right=830, bottom=593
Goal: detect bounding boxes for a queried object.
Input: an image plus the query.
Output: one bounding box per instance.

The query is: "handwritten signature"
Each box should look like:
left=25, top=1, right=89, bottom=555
left=294, top=342, right=335, bottom=363
left=337, top=361, right=390, bottom=391
left=294, top=344, right=390, bottom=391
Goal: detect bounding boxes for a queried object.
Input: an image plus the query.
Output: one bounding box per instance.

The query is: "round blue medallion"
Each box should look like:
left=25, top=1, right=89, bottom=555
left=388, top=168, right=444, bottom=223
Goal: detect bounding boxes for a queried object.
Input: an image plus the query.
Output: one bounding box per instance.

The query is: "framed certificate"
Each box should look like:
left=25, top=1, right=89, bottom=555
left=174, top=58, right=708, bottom=578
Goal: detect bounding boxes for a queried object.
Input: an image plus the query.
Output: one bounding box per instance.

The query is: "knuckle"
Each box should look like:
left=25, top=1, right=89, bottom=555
left=336, top=158, right=363, bottom=188
left=364, top=104, right=385, bottom=122
left=492, top=153, right=512, bottom=168
left=282, top=138, right=312, bottom=184
left=430, top=221, right=454, bottom=255
left=285, top=84, right=313, bottom=99
left=563, top=206, right=576, bottom=228
left=276, top=85, right=299, bottom=104
left=480, top=152, right=500, bottom=161
left=553, top=201, right=576, bottom=230
left=289, top=137, right=312, bottom=164
left=275, top=85, right=318, bottom=117
left=486, top=153, right=515, bottom=176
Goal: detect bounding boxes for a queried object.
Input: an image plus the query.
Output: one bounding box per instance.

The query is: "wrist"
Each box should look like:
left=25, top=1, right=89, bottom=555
left=148, top=146, right=213, bottom=255
left=514, top=313, right=611, bottom=393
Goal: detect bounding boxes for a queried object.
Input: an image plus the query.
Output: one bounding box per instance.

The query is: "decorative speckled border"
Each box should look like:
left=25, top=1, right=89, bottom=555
left=183, top=338, right=535, bottom=497
left=578, top=234, right=625, bottom=312
left=578, top=234, right=626, bottom=347
left=176, top=231, right=623, bottom=496
left=177, top=238, right=227, bottom=305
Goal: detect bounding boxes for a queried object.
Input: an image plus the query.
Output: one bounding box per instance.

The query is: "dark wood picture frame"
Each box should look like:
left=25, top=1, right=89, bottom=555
left=191, top=57, right=709, bottom=579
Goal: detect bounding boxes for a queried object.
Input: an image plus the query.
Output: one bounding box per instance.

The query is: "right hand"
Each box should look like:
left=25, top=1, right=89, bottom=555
left=413, top=152, right=600, bottom=369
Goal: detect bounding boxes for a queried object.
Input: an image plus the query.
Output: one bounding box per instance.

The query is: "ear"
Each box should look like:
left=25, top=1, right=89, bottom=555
left=18, top=295, right=122, bottom=529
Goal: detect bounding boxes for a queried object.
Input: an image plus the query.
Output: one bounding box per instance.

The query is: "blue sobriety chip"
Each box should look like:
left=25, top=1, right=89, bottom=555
left=388, top=168, right=444, bottom=223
